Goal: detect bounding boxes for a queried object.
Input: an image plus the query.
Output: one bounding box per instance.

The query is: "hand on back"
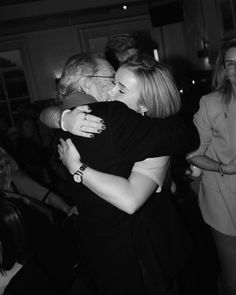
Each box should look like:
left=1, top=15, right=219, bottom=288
left=58, top=138, right=82, bottom=175
left=63, top=105, right=106, bottom=137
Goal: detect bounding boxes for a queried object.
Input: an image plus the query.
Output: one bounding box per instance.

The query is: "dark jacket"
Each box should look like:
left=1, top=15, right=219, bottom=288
left=59, top=100, right=199, bottom=295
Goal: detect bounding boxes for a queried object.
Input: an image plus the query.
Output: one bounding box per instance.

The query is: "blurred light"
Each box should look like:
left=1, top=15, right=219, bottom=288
left=122, top=5, right=127, bottom=10
left=153, top=49, right=159, bottom=61
left=192, top=80, right=195, bottom=84
left=180, top=89, right=183, bottom=94
left=203, top=56, right=212, bottom=70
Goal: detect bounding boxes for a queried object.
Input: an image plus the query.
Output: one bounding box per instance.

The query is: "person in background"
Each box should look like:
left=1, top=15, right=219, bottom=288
left=0, top=146, right=77, bottom=217
left=41, top=52, right=199, bottom=294
left=187, top=37, right=236, bottom=295
left=0, top=190, right=80, bottom=295
left=13, top=115, right=51, bottom=184
left=104, top=34, right=140, bottom=70
left=0, top=146, right=79, bottom=295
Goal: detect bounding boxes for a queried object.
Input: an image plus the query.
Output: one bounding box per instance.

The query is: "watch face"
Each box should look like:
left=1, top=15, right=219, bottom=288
left=73, top=172, right=81, bottom=183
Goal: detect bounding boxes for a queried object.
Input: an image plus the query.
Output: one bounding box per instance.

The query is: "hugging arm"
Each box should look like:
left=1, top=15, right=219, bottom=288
left=40, top=105, right=105, bottom=138
left=41, top=102, right=199, bottom=157
left=57, top=102, right=198, bottom=213
left=55, top=101, right=197, bottom=213
left=58, top=138, right=158, bottom=214
left=39, top=106, right=62, bottom=129
left=107, top=102, right=200, bottom=160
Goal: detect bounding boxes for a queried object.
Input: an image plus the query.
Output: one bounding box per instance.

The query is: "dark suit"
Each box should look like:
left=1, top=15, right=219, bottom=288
left=60, top=101, right=199, bottom=295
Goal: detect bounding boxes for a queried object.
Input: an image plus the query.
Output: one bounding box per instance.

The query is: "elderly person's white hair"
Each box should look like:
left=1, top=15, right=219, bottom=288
left=57, top=52, right=115, bottom=101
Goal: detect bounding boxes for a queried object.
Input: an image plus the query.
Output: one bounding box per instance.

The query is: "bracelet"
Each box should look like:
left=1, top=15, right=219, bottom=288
left=59, top=109, right=71, bottom=131
left=217, top=162, right=224, bottom=176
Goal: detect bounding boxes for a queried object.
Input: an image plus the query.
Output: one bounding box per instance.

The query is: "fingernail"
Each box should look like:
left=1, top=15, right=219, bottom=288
left=100, top=120, right=104, bottom=123
left=90, top=134, right=94, bottom=138
left=97, top=129, right=102, bottom=133
left=101, top=125, right=106, bottom=130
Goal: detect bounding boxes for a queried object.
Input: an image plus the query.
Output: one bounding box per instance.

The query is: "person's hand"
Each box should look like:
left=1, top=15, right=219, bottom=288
left=62, top=105, right=106, bottom=137
left=58, top=138, right=82, bottom=174
left=67, top=205, right=78, bottom=217
left=185, top=164, right=202, bottom=177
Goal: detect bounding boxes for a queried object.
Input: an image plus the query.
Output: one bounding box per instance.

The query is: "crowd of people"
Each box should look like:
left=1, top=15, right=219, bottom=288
left=1, top=34, right=236, bottom=295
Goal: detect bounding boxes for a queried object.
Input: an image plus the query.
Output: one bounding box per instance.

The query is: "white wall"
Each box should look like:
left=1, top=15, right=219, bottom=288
left=24, top=15, right=152, bottom=101
left=0, top=0, right=224, bottom=102
left=26, top=26, right=81, bottom=100
left=151, top=23, right=187, bottom=72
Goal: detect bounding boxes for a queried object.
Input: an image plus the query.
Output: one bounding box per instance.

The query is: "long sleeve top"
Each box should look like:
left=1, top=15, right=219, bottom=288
left=187, top=92, right=236, bottom=235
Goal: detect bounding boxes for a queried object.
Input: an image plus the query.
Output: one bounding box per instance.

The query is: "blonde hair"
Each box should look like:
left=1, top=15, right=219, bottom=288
left=121, top=54, right=181, bottom=118
left=212, top=37, right=236, bottom=104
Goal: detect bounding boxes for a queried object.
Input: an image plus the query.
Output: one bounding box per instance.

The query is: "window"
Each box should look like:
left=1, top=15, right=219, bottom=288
left=218, top=0, right=236, bottom=36
left=0, top=37, right=36, bottom=127
left=0, top=49, right=31, bottom=126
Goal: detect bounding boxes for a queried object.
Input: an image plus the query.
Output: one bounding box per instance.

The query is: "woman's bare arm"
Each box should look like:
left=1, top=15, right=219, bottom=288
left=58, top=138, right=158, bottom=214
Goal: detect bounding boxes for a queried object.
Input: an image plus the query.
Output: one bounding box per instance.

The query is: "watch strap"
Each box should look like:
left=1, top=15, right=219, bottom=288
left=73, top=164, right=87, bottom=182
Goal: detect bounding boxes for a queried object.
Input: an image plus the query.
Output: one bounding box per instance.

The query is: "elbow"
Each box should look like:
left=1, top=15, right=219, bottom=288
left=125, top=206, right=136, bottom=215
left=121, top=199, right=141, bottom=215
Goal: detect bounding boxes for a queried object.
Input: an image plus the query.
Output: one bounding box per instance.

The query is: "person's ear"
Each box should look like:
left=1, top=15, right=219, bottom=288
left=80, top=77, right=90, bottom=94
left=139, top=105, right=148, bottom=116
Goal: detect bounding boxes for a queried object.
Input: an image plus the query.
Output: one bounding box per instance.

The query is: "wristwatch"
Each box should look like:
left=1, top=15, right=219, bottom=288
left=73, top=164, right=88, bottom=183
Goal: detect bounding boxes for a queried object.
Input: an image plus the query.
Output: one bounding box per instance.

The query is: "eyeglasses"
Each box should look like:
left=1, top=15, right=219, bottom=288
left=85, top=75, right=114, bottom=79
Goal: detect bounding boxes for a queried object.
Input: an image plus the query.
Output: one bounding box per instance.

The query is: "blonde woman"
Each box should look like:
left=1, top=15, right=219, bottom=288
left=187, top=38, right=236, bottom=295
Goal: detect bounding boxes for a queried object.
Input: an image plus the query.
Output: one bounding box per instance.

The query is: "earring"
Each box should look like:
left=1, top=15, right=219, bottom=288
left=140, top=105, right=147, bottom=116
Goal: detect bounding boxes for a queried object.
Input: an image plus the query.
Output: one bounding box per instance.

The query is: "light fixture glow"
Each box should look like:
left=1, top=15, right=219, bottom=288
left=153, top=49, right=159, bottom=61
left=122, top=5, right=127, bottom=10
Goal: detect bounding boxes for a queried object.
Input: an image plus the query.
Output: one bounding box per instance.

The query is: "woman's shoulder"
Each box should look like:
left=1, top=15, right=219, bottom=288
left=200, top=91, right=222, bottom=106
left=198, top=92, right=224, bottom=117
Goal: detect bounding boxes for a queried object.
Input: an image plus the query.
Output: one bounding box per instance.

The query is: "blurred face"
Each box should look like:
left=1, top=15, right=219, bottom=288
left=108, top=67, right=141, bottom=112
left=88, top=62, right=115, bottom=102
left=117, top=48, right=138, bottom=63
left=224, top=47, right=236, bottom=86
left=22, top=120, right=34, bottom=138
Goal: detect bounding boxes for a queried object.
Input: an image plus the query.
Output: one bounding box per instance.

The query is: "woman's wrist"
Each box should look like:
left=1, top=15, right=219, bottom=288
left=59, top=110, right=71, bottom=131
left=69, top=161, right=82, bottom=175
